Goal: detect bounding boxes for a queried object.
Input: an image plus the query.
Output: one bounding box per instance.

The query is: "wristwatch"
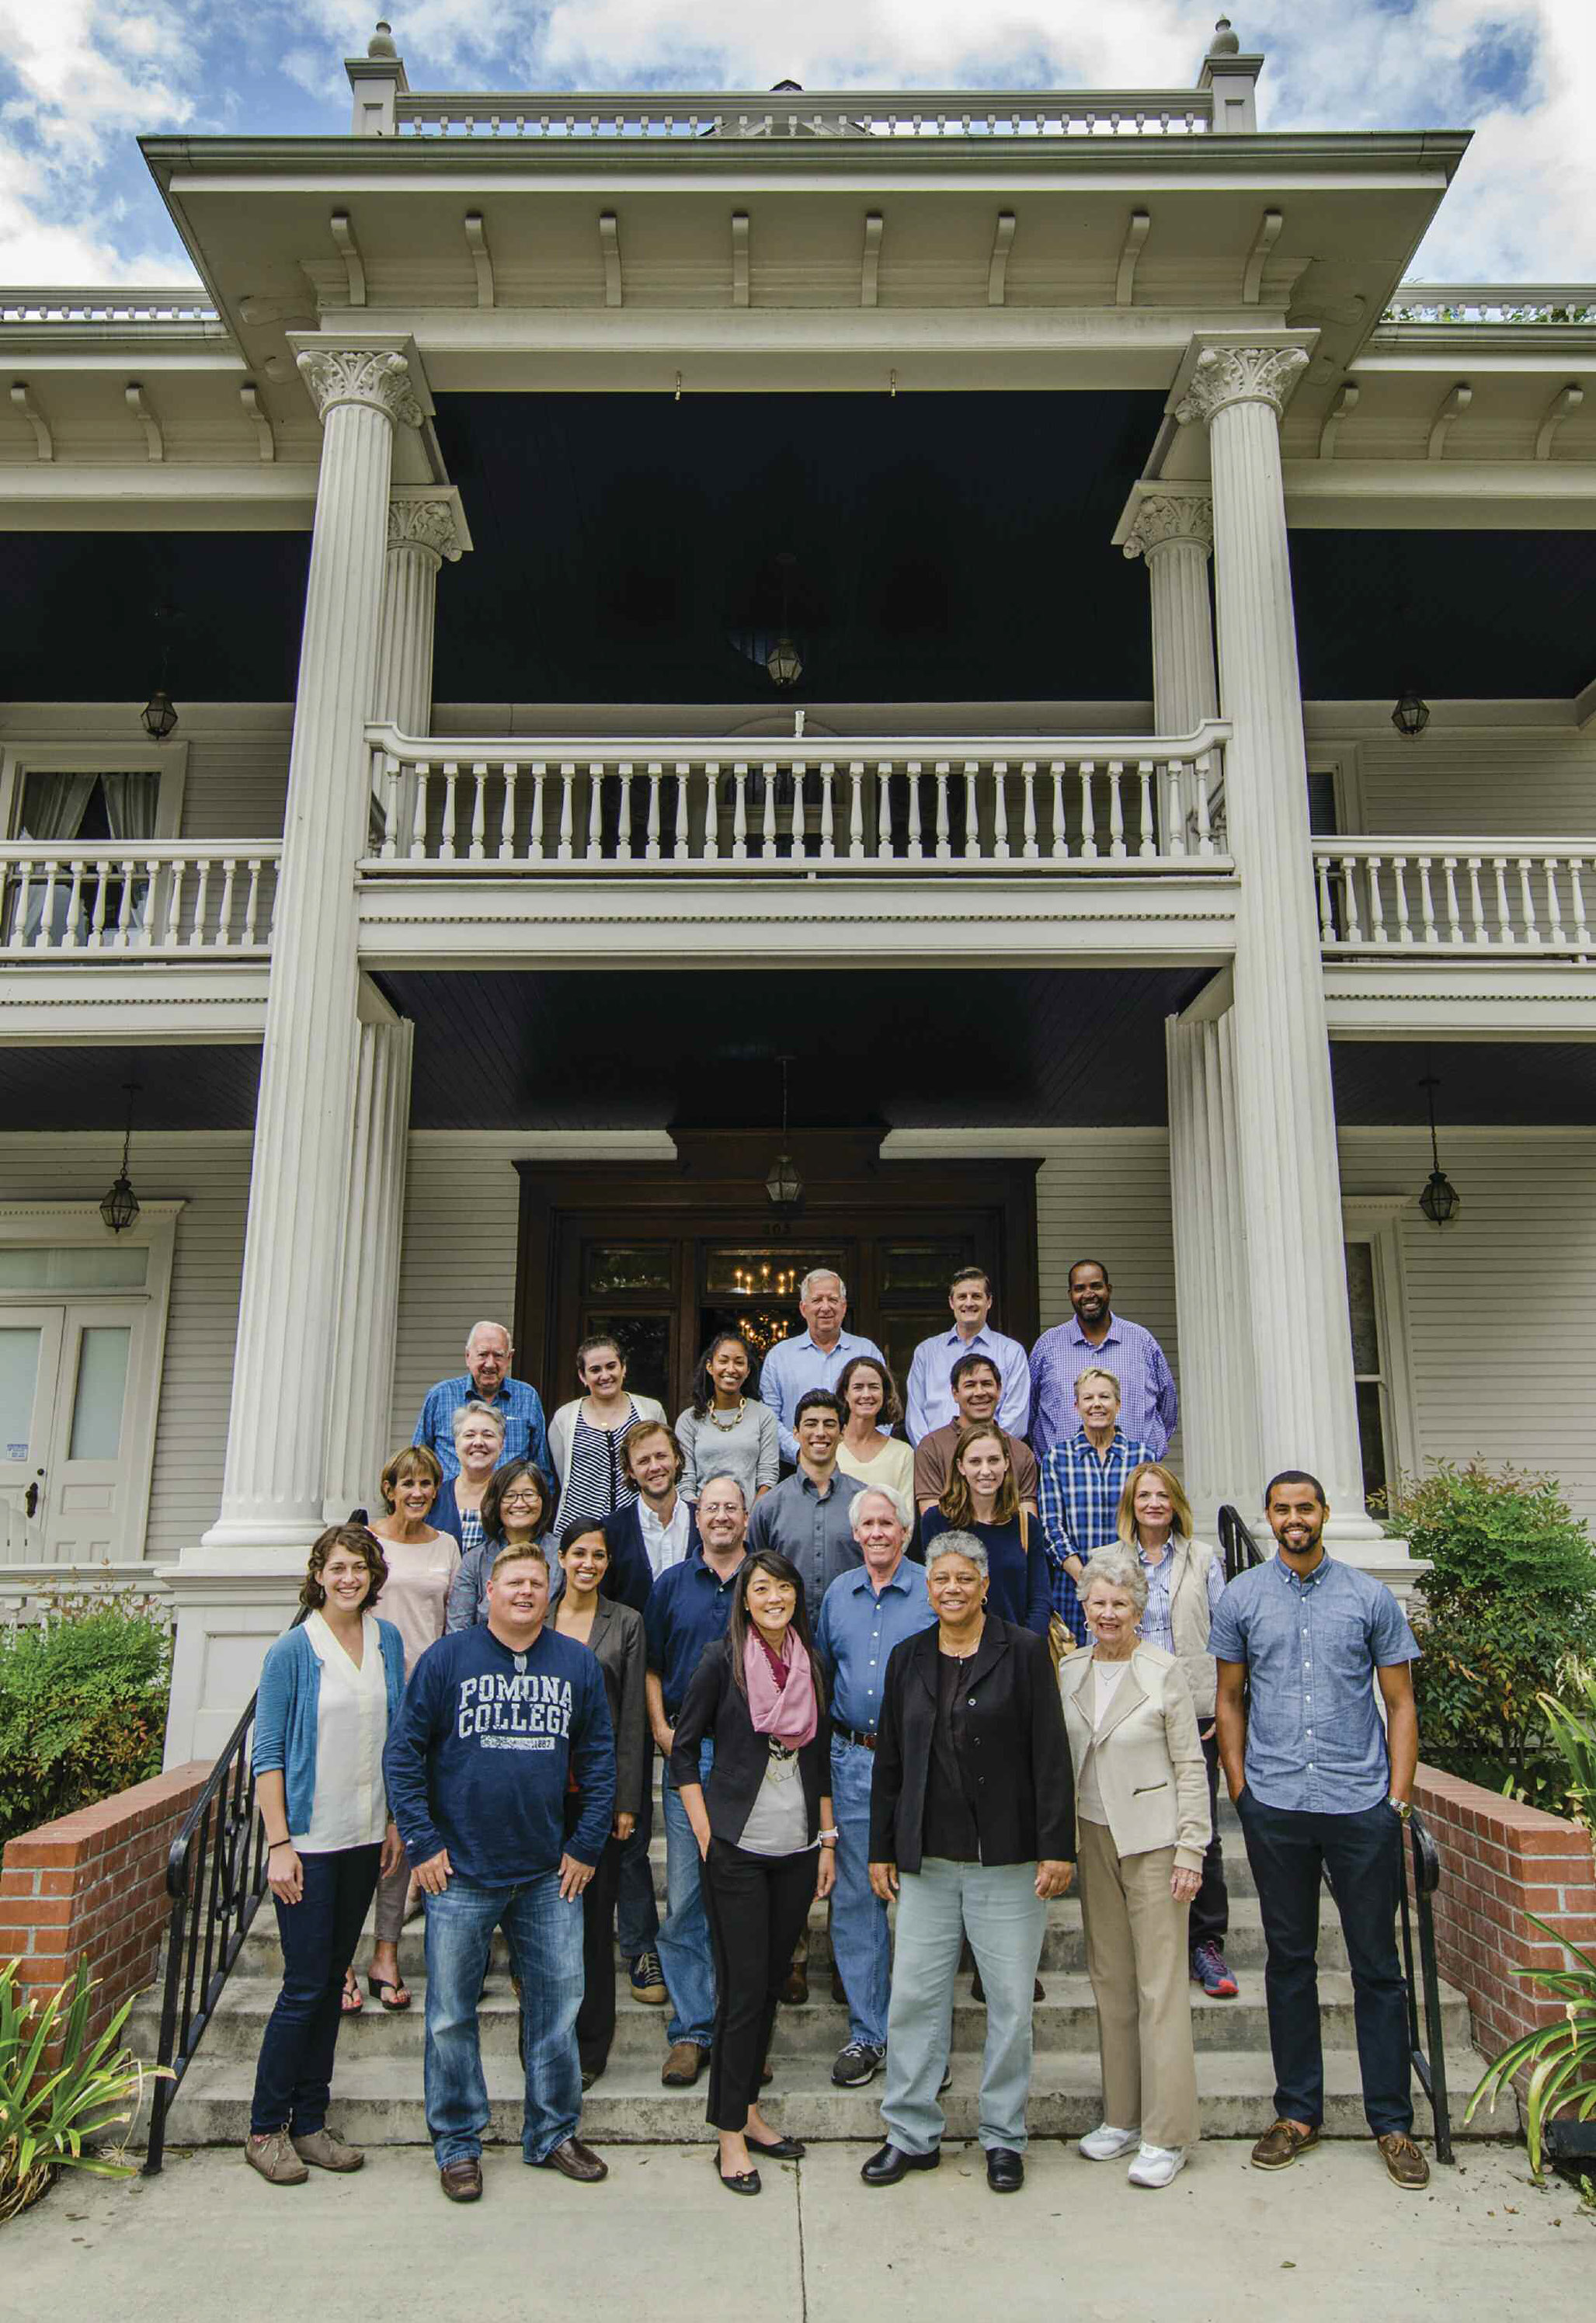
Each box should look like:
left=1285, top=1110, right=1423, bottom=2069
left=1388, top=1796, right=1412, bottom=1821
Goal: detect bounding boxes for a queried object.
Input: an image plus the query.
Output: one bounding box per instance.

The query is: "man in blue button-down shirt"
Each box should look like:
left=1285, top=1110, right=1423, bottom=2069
left=904, top=1267, right=1030, bottom=1444
left=1212, top=1469, right=1427, bottom=2189
left=815, top=1484, right=934, bottom=2087
left=413, top=1320, right=550, bottom=1485
left=759, top=1268, right=885, bottom=1466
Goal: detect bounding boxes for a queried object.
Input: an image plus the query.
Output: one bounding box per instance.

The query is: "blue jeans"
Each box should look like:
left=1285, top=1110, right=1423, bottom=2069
left=656, top=1740, right=715, bottom=2050
left=616, top=1752, right=659, bottom=1961
left=250, top=1843, right=381, bottom=2138
left=829, top=1737, right=889, bottom=2050
left=422, top=1868, right=583, bottom=2165
left=881, top=1858, right=1047, bottom=2156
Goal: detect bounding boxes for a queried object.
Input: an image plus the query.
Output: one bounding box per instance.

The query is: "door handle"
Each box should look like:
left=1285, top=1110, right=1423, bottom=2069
left=24, top=1473, right=40, bottom=1517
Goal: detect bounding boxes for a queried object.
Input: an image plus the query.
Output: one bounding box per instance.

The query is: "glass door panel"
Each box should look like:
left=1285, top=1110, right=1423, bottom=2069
left=68, top=1326, right=132, bottom=1461
left=0, top=1308, right=65, bottom=1560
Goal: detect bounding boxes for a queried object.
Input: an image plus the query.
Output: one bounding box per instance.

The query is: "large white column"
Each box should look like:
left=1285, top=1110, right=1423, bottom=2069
left=374, top=487, right=467, bottom=732
left=1121, top=485, right=1217, bottom=732
left=1175, top=339, right=1382, bottom=1549
left=204, top=343, right=424, bottom=1549
left=1166, top=1010, right=1260, bottom=1537
left=322, top=1008, right=415, bottom=1521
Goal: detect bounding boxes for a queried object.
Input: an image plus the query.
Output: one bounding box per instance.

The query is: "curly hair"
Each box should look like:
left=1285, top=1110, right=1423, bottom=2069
left=300, top=1523, right=389, bottom=1612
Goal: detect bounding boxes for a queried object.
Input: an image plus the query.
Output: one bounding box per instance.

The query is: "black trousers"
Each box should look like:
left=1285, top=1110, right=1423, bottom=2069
left=701, top=1838, right=816, bottom=2132
left=1189, top=1730, right=1231, bottom=1947
left=577, top=1832, right=624, bottom=2077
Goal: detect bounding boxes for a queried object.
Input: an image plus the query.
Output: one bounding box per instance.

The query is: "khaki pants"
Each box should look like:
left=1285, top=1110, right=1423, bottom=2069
left=1076, top=1819, right=1200, bottom=2151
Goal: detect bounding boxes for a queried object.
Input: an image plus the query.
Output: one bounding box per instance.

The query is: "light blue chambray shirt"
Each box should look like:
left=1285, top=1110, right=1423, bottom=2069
left=1208, top=1553, right=1420, bottom=1814
left=903, top=1325, right=1031, bottom=1444
left=815, top=1557, right=935, bottom=1737
left=412, top=1374, right=549, bottom=1485
left=758, top=1328, right=885, bottom=1465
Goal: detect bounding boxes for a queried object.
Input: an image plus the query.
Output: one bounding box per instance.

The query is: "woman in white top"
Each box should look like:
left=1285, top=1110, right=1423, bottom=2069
left=676, top=1333, right=779, bottom=1508
left=1058, top=1548, right=1210, bottom=2191
left=363, top=1445, right=460, bottom=2013
left=834, top=1355, right=915, bottom=1506
left=247, top=1525, right=407, bottom=2187
left=548, top=1334, right=666, bottom=1532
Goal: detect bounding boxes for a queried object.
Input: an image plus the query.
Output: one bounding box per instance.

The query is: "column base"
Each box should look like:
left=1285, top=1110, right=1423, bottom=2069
left=200, top=1514, right=325, bottom=1550
left=1323, top=1522, right=1429, bottom=1604
left=158, top=1544, right=309, bottom=1769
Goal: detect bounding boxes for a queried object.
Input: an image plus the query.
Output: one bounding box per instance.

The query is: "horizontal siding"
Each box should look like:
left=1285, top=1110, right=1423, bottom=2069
left=179, top=725, right=290, bottom=841
left=0, top=1131, right=250, bottom=1559
left=1339, top=730, right=1596, bottom=840
left=1339, top=1128, right=1596, bottom=1525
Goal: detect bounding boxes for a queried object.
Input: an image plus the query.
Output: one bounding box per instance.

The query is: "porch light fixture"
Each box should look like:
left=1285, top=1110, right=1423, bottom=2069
left=99, top=1082, right=142, bottom=1234
left=141, top=606, right=180, bottom=742
left=765, top=1053, right=804, bottom=1211
left=1390, top=687, right=1430, bottom=740
left=767, top=553, right=803, bottom=692
left=1417, top=1073, right=1460, bottom=1227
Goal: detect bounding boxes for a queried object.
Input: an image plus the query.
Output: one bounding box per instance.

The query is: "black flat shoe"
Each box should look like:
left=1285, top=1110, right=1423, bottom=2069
left=986, top=2146, right=1024, bottom=2193
left=745, top=2133, right=805, bottom=2161
left=861, top=2142, right=941, bottom=2186
left=718, top=2165, right=761, bottom=2196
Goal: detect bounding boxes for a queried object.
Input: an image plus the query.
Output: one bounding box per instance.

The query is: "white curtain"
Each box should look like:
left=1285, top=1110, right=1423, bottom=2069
left=100, top=772, right=159, bottom=842
left=9, top=773, right=99, bottom=944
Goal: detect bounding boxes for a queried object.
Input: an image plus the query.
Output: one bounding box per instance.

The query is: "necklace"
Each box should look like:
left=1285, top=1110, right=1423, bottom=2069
left=708, top=1398, right=746, bottom=1431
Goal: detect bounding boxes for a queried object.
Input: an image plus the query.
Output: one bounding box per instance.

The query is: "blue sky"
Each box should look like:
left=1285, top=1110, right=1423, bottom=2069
left=0, top=2, right=1592, bottom=283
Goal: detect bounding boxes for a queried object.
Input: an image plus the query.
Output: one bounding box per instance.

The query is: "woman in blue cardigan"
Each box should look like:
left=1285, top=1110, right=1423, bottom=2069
left=247, top=1524, right=407, bottom=2187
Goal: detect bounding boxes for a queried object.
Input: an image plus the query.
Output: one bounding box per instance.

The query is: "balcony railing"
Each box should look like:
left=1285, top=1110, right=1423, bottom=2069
left=395, top=89, right=1216, bottom=140
left=0, top=288, right=221, bottom=325
left=1381, top=285, right=1596, bottom=325
left=0, top=844, right=280, bottom=956
left=1316, top=840, right=1594, bottom=958
left=363, top=725, right=1231, bottom=875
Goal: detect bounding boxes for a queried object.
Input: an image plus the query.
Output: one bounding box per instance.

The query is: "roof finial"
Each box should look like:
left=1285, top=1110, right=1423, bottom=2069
left=1208, top=16, right=1240, bottom=54
left=369, top=19, right=397, bottom=57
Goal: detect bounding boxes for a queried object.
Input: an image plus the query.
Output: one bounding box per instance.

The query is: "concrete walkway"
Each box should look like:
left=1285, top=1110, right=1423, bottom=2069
left=2, top=2137, right=1588, bottom=2322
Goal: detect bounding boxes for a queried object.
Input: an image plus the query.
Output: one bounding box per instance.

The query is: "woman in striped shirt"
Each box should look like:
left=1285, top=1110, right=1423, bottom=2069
left=549, top=1335, right=666, bottom=1533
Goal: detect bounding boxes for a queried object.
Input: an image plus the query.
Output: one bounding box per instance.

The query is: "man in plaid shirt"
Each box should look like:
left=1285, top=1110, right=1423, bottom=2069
left=1037, top=1368, right=1153, bottom=1643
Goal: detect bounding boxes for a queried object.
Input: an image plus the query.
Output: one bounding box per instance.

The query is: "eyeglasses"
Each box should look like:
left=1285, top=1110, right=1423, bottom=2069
left=500, top=1490, right=542, bottom=1509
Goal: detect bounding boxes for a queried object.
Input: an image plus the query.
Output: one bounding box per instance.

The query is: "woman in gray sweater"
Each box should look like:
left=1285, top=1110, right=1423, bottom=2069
left=676, top=1333, right=779, bottom=1509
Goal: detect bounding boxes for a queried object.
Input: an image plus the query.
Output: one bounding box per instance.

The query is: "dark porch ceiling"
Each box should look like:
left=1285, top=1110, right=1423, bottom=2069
left=1330, top=1039, right=1596, bottom=1127
left=0, top=1042, right=262, bottom=1130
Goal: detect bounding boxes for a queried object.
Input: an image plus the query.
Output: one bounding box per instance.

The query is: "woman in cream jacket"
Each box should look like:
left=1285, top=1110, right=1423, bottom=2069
left=1059, top=1546, right=1211, bottom=2189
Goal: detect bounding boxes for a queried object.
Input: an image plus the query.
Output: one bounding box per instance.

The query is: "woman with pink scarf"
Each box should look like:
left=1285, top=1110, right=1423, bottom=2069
left=672, top=1549, right=836, bottom=2195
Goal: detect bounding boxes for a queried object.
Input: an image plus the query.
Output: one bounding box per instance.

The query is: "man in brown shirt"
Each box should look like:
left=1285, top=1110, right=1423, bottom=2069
left=913, top=1353, right=1039, bottom=1515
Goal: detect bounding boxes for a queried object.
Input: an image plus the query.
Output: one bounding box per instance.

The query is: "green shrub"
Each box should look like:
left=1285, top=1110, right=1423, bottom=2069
left=0, top=1957, right=169, bottom=2221
left=0, top=1594, right=172, bottom=1850
left=1385, top=1462, right=1596, bottom=1812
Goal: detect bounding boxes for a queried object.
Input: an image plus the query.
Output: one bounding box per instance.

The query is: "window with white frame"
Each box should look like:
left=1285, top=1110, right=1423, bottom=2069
left=1342, top=1196, right=1419, bottom=1510
left=0, top=742, right=187, bottom=948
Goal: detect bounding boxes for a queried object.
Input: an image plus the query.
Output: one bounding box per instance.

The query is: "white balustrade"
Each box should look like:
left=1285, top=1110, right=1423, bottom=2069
left=365, top=729, right=1232, bottom=875
left=1315, top=841, right=1595, bottom=958
left=0, top=843, right=280, bottom=955
left=0, top=288, right=221, bottom=325
left=395, top=89, right=1214, bottom=139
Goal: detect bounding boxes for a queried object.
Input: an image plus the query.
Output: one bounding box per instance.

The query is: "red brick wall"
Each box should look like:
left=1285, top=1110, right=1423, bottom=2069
left=1413, top=1761, right=1596, bottom=2069
left=0, top=1763, right=209, bottom=2049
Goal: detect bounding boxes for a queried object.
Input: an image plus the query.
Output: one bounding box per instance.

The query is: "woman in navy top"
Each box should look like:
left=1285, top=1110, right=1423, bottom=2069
left=921, top=1422, right=1051, bottom=1638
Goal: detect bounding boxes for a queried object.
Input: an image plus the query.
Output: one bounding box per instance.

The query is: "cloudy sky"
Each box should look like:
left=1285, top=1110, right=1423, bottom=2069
left=2, top=0, right=1592, bottom=285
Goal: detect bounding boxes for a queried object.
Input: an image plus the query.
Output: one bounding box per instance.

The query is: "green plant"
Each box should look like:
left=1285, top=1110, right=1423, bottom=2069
left=0, top=1958, right=169, bottom=2221
left=1383, top=1462, right=1596, bottom=1808
left=1542, top=1670, right=1596, bottom=1833
left=0, top=1595, right=172, bottom=1848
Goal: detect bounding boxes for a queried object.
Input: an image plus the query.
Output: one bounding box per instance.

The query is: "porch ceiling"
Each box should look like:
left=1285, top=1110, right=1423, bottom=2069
left=0, top=1042, right=260, bottom=1130
left=1330, top=1039, right=1596, bottom=1126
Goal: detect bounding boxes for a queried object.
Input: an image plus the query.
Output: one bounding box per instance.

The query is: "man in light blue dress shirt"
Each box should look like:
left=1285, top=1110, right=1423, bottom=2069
left=759, top=1268, right=885, bottom=1466
left=413, top=1320, right=550, bottom=1484
left=904, top=1266, right=1030, bottom=1444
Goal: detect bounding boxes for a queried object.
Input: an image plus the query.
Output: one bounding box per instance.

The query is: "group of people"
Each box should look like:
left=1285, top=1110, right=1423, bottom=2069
left=243, top=1263, right=1431, bottom=2204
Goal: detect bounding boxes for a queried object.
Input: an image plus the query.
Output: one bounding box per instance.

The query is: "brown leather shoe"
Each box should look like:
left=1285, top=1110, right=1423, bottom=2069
left=662, top=2041, right=709, bottom=2086
left=440, top=2157, right=483, bottom=2202
left=781, top=1965, right=809, bottom=2005
left=534, top=2136, right=608, bottom=2183
left=291, top=2128, right=363, bottom=2173
left=1378, top=2133, right=1431, bottom=2189
left=1250, top=2119, right=1320, bottom=2171
left=244, top=2130, right=308, bottom=2186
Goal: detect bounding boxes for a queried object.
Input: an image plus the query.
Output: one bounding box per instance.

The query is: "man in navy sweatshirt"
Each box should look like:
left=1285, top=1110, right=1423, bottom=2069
left=384, top=1542, right=615, bottom=2202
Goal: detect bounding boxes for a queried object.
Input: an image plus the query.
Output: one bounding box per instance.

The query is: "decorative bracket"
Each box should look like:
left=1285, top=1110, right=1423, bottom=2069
left=9, top=381, right=51, bottom=461
left=861, top=213, right=883, bottom=309
left=330, top=212, right=367, bottom=308
left=125, top=381, right=163, bottom=462
left=464, top=213, right=495, bottom=308
left=1426, top=382, right=1471, bottom=461
left=987, top=212, right=1016, bottom=308
left=239, top=381, right=275, bottom=462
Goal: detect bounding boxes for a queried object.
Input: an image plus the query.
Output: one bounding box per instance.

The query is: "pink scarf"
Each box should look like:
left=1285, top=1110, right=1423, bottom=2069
left=744, top=1626, right=818, bottom=1748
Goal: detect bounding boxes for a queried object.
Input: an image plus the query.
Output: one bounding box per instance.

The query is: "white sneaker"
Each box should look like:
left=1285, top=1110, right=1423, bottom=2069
left=1077, top=2123, right=1140, bottom=2161
left=1127, top=2142, right=1187, bottom=2189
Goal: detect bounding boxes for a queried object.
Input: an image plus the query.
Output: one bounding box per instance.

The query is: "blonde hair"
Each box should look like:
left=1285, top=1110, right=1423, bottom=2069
left=1116, top=1461, right=1194, bottom=1548
left=1073, top=1366, right=1121, bottom=1403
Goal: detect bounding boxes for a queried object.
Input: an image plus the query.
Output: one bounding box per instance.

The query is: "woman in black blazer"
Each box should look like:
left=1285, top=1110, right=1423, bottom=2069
left=552, top=1522, right=648, bottom=2088
left=672, top=1549, right=836, bottom=2196
left=863, top=1528, right=1076, bottom=2197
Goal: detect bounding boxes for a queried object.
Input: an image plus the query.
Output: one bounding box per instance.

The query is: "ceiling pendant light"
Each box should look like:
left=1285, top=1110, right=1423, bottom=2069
left=99, top=1080, right=143, bottom=1233
left=765, top=1052, right=804, bottom=1210
left=1417, top=1071, right=1460, bottom=1226
left=767, top=552, right=803, bottom=691
left=1390, top=686, right=1430, bottom=739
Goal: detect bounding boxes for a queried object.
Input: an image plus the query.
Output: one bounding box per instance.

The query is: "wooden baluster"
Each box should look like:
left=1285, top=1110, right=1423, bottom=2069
left=159, top=861, right=183, bottom=946
left=1415, top=857, right=1437, bottom=944
left=1194, top=753, right=1215, bottom=857
left=732, top=763, right=749, bottom=861
left=1466, top=857, right=1486, bottom=944
left=1162, top=760, right=1185, bottom=858
left=1107, top=763, right=1126, bottom=860
left=1021, top=761, right=1038, bottom=860
left=189, top=857, right=211, bottom=948
left=1137, top=761, right=1156, bottom=859
left=963, top=760, right=979, bottom=860
left=409, top=763, right=429, bottom=860
left=615, top=763, right=634, bottom=863
left=468, top=763, right=488, bottom=861
left=876, top=761, right=892, bottom=858
left=138, top=858, right=159, bottom=948
left=215, top=857, right=237, bottom=950
left=558, top=763, right=575, bottom=861
left=381, top=756, right=402, bottom=860
left=933, top=762, right=951, bottom=861
left=64, top=858, right=86, bottom=948
left=1367, top=857, right=1388, bottom=943
left=1079, top=762, right=1097, bottom=861
left=791, top=762, right=806, bottom=860
left=992, top=760, right=1010, bottom=861
left=440, top=763, right=459, bottom=861
left=5, top=861, right=27, bottom=950
left=674, top=762, right=691, bottom=861
left=1544, top=857, right=1566, bottom=948
left=1492, top=857, right=1514, bottom=945
left=1569, top=856, right=1591, bottom=949
left=499, top=762, right=518, bottom=861
left=586, top=762, right=604, bottom=862
left=762, top=763, right=778, bottom=860
left=847, top=762, right=864, bottom=861
left=704, top=761, right=722, bottom=862
left=1316, top=854, right=1335, bottom=943
left=645, top=763, right=662, bottom=861
left=242, top=859, right=263, bottom=945
left=906, top=761, right=923, bottom=861
left=1050, top=761, right=1068, bottom=860
left=1340, top=854, right=1362, bottom=944
left=1440, top=857, right=1461, bottom=944
left=526, top=763, right=544, bottom=862
left=1518, top=856, right=1539, bottom=945
left=819, top=762, right=836, bottom=862
left=88, top=858, right=110, bottom=949
left=32, top=860, right=58, bottom=950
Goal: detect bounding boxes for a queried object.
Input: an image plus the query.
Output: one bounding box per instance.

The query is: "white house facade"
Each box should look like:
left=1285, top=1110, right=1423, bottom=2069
left=0, top=23, right=1592, bottom=1763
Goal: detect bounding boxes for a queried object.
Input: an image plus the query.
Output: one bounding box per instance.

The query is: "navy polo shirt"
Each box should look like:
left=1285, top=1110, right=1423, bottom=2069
left=643, top=1548, right=743, bottom=1720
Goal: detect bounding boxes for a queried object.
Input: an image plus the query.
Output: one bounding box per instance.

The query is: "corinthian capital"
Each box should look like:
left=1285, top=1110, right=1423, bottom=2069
left=296, top=346, right=425, bottom=430
left=1175, top=343, right=1310, bottom=429
left=1121, top=489, right=1214, bottom=562
left=388, top=494, right=466, bottom=563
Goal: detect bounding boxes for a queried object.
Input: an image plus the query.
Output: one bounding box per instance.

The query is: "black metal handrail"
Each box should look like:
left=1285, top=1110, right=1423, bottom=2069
left=1399, top=1807, right=1455, bottom=2163
left=1217, top=1501, right=1266, bottom=1581
left=143, top=1612, right=304, bottom=2176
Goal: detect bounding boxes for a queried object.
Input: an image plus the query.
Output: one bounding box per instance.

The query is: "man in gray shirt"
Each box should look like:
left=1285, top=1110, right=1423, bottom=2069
left=746, top=1389, right=864, bottom=1629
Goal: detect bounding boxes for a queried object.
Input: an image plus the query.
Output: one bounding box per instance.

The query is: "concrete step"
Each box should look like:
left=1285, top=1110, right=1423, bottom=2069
left=141, top=2043, right=1500, bottom=2150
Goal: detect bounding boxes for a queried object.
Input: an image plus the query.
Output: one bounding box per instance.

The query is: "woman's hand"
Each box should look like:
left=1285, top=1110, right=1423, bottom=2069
left=267, top=1843, right=303, bottom=1905
left=1035, top=1858, right=1075, bottom=1900
left=815, top=1846, right=836, bottom=1900
left=558, top=1852, right=596, bottom=1902
left=379, top=1821, right=405, bottom=1879
left=1170, top=1864, right=1201, bottom=1904
left=414, top=1846, right=453, bottom=1897
left=614, top=1810, right=636, bottom=1842
left=1199, top=1723, right=1216, bottom=1743
left=868, top=1861, right=899, bottom=1903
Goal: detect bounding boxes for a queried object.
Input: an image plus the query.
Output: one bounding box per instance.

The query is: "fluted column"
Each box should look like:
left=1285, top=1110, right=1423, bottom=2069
left=374, top=489, right=467, bottom=732
left=322, top=1014, right=415, bottom=1520
left=1177, top=339, right=1379, bottom=1544
left=1166, top=1012, right=1261, bottom=1536
left=205, top=344, right=423, bottom=1547
left=1121, top=485, right=1217, bottom=732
